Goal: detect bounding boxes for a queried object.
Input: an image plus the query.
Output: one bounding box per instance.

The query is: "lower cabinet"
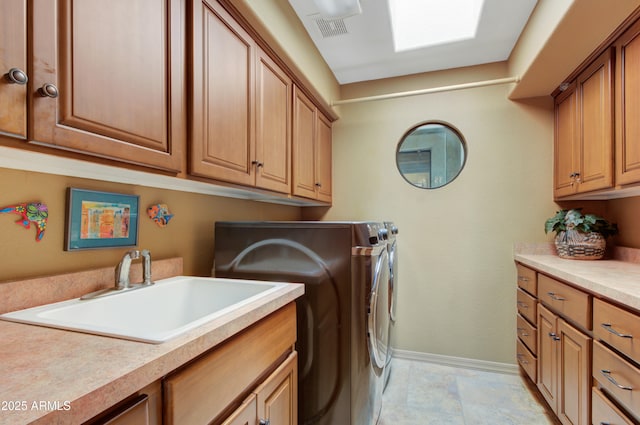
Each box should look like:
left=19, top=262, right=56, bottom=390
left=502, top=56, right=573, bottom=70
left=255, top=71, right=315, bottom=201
left=223, top=352, right=297, bottom=425
left=83, top=382, right=162, bottom=425
left=84, top=303, right=297, bottom=425
left=164, top=303, right=297, bottom=424
left=537, top=302, right=592, bottom=425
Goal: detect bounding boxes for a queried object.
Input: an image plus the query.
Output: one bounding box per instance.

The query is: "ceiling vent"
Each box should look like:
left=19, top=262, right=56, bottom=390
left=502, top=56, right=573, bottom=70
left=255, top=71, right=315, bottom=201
left=315, top=18, right=349, bottom=38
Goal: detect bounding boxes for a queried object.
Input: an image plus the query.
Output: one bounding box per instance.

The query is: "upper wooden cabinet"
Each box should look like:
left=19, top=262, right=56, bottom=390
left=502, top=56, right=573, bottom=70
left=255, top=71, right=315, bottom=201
left=0, top=0, right=27, bottom=139
left=616, top=18, right=640, bottom=186
left=29, top=0, right=185, bottom=172
left=293, top=87, right=332, bottom=203
left=554, top=49, right=614, bottom=198
left=189, top=0, right=292, bottom=195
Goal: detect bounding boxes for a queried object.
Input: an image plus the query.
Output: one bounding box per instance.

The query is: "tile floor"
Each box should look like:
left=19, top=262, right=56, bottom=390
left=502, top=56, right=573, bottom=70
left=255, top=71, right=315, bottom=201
left=379, top=358, right=557, bottom=425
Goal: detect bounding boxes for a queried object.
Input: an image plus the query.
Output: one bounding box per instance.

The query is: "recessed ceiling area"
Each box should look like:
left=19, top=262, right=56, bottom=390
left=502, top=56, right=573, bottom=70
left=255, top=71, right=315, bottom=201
left=287, top=0, right=538, bottom=84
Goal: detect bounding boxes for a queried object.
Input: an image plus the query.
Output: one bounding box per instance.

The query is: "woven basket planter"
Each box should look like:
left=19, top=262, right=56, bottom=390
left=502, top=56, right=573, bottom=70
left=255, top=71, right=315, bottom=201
left=555, top=230, right=606, bottom=260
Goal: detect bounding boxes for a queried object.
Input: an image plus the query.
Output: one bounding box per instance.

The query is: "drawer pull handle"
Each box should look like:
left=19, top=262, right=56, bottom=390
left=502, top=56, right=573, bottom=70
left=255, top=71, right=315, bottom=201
left=549, top=332, right=561, bottom=341
left=601, top=323, right=633, bottom=339
left=516, top=354, right=528, bottom=365
left=546, top=291, right=565, bottom=301
left=517, top=327, right=529, bottom=336
left=517, top=302, right=529, bottom=309
left=601, top=369, right=633, bottom=391
left=518, top=276, right=529, bottom=282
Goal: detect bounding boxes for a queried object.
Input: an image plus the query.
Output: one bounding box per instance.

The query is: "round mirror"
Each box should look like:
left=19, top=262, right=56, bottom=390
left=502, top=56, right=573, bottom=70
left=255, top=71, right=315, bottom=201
left=396, top=121, right=467, bottom=189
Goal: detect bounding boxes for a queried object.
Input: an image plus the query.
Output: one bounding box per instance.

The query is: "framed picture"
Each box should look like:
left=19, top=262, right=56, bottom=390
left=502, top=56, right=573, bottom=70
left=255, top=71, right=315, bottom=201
left=65, top=188, right=139, bottom=251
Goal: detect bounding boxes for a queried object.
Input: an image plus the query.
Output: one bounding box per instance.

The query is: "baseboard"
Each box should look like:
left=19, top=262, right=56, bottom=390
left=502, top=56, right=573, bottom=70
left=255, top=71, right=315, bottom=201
left=392, top=349, right=519, bottom=375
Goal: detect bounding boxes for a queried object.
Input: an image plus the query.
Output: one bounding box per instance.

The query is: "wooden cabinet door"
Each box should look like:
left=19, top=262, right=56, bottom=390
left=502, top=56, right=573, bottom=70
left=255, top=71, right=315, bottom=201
left=0, top=0, right=27, bottom=139
left=537, top=304, right=559, bottom=411
left=221, top=395, right=258, bottom=425
left=616, top=19, right=640, bottom=185
left=30, top=0, right=184, bottom=172
left=255, top=47, right=291, bottom=194
left=554, top=83, right=578, bottom=198
left=190, top=0, right=255, bottom=185
left=316, top=112, right=332, bottom=203
left=557, top=319, right=591, bottom=425
left=292, top=87, right=317, bottom=199
left=576, top=48, right=613, bottom=193
left=256, top=352, right=298, bottom=425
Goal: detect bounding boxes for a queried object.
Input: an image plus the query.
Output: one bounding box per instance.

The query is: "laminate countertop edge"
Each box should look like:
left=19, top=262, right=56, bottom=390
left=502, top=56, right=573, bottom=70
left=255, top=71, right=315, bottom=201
left=0, top=283, right=304, bottom=425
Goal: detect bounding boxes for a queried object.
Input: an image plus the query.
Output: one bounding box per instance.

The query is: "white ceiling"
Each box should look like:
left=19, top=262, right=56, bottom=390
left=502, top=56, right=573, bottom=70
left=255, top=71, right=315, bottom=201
left=287, top=0, right=539, bottom=84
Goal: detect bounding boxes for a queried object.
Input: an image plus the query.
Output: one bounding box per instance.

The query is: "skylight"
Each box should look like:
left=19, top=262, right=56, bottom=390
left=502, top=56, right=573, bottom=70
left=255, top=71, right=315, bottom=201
left=389, top=0, right=485, bottom=52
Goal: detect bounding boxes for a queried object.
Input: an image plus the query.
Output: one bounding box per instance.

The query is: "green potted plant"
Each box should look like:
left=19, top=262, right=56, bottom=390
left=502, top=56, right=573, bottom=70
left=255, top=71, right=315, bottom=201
left=544, top=209, right=619, bottom=260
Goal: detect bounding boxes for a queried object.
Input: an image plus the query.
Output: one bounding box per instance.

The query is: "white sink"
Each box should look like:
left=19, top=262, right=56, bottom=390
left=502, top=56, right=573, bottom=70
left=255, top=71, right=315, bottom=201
left=0, top=276, right=287, bottom=343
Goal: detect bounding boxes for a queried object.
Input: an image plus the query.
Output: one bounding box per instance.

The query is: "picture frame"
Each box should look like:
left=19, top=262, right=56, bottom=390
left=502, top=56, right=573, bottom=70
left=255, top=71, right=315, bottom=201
left=65, top=188, right=139, bottom=251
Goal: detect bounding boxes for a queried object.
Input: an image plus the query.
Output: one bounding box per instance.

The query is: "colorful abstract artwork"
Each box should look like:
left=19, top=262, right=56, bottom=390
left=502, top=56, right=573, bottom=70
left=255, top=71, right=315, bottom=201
left=0, top=202, right=48, bottom=241
left=147, top=203, right=173, bottom=227
left=66, top=188, right=139, bottom=250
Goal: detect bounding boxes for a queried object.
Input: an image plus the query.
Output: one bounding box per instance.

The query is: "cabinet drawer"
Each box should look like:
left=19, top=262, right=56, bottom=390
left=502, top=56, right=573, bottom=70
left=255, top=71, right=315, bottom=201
left=538, top=274, right=591, bottom=330
left=593, top=340, right=640, bottom=421
left=594, top=298, right=640, bottom=363
left=517, top=288, right=537, bottom=324
left=592, top=387, right=635, bottom=425
left=517, top=313, right=537, bottom=355
left=516, top=263, right=537, bottom=296
left=164, top=303, right=296, bottom=425
left=516, top=339, right=537, bottom=382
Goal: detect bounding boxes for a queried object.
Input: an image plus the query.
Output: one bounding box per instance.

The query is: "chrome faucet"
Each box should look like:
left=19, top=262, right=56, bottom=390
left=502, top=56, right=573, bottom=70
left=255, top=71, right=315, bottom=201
left=115, top=250, right=140, bottom=289
left=80, top=249, right=153, bottom=300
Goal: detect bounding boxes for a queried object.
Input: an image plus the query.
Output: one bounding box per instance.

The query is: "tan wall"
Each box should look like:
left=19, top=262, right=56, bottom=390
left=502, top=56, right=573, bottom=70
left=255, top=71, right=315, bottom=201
left=306, top=63, right=558, bottom=363
left=0, top=167, right=300, bottom=283
left=607, top=198, right=640, bottom=248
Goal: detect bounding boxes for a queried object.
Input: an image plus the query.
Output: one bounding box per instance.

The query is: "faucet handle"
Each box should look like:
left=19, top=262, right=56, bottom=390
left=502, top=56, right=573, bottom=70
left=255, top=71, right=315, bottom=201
left=141, top=249, right=153, bottom=285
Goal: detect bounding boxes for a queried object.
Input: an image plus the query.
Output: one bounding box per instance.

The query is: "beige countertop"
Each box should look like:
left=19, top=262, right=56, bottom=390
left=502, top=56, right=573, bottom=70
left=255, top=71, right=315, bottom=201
left=514, top=244, right=640, bottom=312
left=0, top=260, right=304, bottom=425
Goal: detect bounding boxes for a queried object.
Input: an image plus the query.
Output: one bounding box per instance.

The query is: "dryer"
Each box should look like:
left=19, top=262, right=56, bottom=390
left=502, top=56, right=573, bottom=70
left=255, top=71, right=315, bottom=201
left=383, top=221, right=398, bottom=390
left=214, top=221, right=389, bottom=425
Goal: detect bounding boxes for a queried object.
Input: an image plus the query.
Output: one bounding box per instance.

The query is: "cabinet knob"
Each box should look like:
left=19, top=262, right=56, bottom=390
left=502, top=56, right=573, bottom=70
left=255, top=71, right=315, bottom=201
left=4, top=67, right=28, bottom=85
left=251, top=160, right=264, bottom=168
left=38, top=83, right=59, bottom=98
left=549, top=332, right=561, bottom=341
left=315, top=182, right=322, bottom=187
